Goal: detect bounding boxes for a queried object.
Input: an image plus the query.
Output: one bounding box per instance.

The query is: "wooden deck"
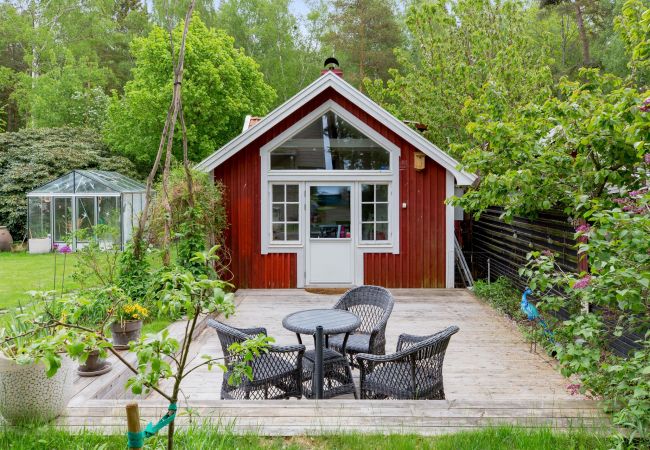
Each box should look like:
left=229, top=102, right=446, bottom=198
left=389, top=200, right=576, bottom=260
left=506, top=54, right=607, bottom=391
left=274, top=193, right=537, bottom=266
left=57, top=289, right=610, bottom=435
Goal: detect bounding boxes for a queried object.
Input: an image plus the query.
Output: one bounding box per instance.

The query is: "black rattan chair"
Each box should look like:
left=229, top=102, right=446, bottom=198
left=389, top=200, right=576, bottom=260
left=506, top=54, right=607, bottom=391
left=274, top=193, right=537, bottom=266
left=357, top=326, right=459, bottom=400
left=328, top=285, right=394, bottom=364
left=207, top=319, right=305, bottom=400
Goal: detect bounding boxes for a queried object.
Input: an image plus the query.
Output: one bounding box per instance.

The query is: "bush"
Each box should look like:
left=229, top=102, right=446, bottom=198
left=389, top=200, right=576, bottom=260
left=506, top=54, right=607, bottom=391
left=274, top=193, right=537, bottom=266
left=473, top=277, right=521, bottom=319
left=0, top=127, right=138, bottom=239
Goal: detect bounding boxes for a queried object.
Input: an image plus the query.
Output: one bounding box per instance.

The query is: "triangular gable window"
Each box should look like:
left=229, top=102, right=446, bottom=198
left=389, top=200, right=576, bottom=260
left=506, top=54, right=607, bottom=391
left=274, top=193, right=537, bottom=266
left=270, top=111, right=390, bottom=170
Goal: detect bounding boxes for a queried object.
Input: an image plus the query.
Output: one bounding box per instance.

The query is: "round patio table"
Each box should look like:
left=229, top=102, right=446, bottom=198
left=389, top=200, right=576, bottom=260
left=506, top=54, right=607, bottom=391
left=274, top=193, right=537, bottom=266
left=282, top=309, right=360, bottom=399
left=282, top=309, right=361, bottom=344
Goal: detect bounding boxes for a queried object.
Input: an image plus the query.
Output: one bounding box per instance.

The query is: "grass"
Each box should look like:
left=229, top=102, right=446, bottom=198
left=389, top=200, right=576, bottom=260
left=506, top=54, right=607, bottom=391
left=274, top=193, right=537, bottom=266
left=0, top=425, right=609, bottom=450
left=0, top=252, right=84, bottom=310
left=0, top=251, right=172, bottom=334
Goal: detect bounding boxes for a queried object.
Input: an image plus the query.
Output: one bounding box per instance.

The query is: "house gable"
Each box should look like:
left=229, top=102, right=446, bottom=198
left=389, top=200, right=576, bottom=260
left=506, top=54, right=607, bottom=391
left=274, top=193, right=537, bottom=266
left=197, top=72, right=475, bottom=186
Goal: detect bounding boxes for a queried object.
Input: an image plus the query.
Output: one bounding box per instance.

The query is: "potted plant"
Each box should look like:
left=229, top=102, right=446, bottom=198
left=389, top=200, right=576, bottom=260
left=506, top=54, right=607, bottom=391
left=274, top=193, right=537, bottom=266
left=57, top=289, right=113, bottom=377
left=111, top=300, right=148, bottom=349
left=0, top=300, right=74, bottom=424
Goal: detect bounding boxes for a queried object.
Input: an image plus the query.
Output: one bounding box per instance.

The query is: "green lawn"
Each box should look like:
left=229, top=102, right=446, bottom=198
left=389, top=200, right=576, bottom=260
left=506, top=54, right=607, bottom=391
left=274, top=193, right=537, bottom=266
left=0, top=252, right=85, bottom=310
left=0, top=251, right=171, bottom=334
left=0, top=425, right=609, bottom=450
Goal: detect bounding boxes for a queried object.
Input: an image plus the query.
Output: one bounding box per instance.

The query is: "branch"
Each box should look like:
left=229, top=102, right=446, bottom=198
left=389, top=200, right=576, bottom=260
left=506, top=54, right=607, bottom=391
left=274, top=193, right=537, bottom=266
left=48, top=320, right=173, bottom=402
left=180, top=356, right=226, bottom=380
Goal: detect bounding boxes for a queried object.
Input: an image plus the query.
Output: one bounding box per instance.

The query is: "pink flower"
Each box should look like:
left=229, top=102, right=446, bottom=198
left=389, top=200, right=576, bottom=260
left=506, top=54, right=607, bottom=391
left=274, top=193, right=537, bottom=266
left=613, top=198, right=627, bottom=204
left=575, top=224, right=591, bottom=233
left=52, top=243, right=59, bottom=249
left=573, top=275, right=591, bottom=289
left=567, top=383, right=581, bottom=396
left=645, top=154, right=650, bottom=165
left=542, top=249, right=553, bottom=257
left=641, top=98, right=650, bottom=113
left=58, top=244, right=72, bottom=254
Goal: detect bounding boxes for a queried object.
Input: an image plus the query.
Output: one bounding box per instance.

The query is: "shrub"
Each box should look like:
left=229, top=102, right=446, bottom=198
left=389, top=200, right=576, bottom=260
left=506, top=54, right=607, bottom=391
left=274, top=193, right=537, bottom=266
left=473, top=277, right=521, bottom=319
left=0, top=127, right=137, bottom=239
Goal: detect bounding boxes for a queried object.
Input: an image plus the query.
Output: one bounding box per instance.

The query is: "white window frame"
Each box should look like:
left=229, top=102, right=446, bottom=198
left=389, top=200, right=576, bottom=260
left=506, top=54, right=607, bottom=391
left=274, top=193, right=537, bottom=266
left=269, top=183, right=301, bottom=244
left=260, top=101, right=400, bottom=260
left=359, top=183, right=391, bottom=244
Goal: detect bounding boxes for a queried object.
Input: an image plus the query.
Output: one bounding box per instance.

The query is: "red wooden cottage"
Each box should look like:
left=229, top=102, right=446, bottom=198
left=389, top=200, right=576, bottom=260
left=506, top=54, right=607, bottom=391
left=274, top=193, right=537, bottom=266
left=197, top=66, right=475, bottom=289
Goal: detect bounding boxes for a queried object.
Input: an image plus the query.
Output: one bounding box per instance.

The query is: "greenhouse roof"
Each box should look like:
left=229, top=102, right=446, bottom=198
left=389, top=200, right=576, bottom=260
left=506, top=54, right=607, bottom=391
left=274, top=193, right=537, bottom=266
left=28, top=170, right=145, bottom=195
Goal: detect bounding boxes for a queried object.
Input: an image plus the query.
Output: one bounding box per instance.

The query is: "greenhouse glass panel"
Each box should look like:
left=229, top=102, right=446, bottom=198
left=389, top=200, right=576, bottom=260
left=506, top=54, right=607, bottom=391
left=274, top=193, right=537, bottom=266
left=76, top=197, right=96, bottom=239
left=122, top=194, right=133, bottom=243
left=98, top=196, right=121, bottom=245
left=75, top=173, right=111, bottom=193
left=28, top=197, right=51, bottom=239
left=31, top=173, right=75, bottom=194
left=53, top=197, right=72, bottom=242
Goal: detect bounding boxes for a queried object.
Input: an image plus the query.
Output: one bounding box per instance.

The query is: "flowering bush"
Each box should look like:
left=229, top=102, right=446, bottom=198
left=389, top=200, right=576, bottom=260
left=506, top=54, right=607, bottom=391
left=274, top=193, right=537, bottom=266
left=520, top=182, right=650, bottom=443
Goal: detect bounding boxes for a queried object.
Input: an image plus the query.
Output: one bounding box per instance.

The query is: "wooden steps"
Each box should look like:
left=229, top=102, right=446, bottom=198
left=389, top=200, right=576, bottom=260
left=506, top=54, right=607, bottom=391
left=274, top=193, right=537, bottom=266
left=56, top=399, right=611, bottom=435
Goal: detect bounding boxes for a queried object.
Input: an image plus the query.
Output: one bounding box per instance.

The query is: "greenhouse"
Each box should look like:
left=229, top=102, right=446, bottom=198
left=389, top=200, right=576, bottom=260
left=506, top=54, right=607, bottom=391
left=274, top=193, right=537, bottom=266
left=26, top=170, right=146, bottom=252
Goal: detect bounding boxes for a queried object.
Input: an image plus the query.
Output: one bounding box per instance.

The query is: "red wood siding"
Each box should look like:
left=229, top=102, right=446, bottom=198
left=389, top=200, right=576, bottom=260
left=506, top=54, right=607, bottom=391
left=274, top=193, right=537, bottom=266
left=214, top=87, right=447, bottom=288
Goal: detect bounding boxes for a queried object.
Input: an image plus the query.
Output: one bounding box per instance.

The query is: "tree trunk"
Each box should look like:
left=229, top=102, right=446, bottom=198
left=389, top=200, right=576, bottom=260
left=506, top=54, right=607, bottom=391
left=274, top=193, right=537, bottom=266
left=574, top=1, right=590, bottom=67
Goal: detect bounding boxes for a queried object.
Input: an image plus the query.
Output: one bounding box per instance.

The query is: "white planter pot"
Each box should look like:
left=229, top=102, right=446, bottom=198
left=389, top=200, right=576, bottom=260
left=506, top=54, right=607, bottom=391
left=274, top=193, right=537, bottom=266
left=28, top=237, right=51, bottom=254
left=0, top=353, right=74, bottom=424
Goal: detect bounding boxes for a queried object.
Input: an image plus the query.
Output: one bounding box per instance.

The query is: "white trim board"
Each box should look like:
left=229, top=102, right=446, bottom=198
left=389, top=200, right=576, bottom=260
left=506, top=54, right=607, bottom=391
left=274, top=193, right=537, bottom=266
left=196, top=72, right=476, bottom=186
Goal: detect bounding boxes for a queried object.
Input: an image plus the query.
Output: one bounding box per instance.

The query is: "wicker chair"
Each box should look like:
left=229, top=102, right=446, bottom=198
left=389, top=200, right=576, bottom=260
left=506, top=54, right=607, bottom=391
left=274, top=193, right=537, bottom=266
left=357, top=326, right=459, bottom=400
left=328, top=285, right=394, bottom=364
left=207, top=319, right=305, bottom=400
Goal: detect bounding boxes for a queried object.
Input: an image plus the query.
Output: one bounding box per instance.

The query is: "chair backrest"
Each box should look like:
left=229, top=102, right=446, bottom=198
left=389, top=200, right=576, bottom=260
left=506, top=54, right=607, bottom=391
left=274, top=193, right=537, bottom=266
left=400, top=326, right=459, bottom=369
left=333, top=285, right=394, bottom=334
left=207, top=319, right=254, bottom=364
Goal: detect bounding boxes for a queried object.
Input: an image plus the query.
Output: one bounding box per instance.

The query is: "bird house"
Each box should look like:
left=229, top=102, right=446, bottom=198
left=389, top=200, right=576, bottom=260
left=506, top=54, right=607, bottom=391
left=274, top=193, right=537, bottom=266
left=414, top=152, right=426, bottom=171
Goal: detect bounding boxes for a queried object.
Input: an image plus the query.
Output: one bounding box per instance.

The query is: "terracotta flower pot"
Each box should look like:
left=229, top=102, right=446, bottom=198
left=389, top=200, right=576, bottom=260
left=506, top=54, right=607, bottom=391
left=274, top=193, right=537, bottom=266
left=0, top=353, right=74, bottom=424
left=77, top=350, right=111, bottom=377
left=111, top=320, right=143, bottom=349
left=0, top=226, right=12, bottom=252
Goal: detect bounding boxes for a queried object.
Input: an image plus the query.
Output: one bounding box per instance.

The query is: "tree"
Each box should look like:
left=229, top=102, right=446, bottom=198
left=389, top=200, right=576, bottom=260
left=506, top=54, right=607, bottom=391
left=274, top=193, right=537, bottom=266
left=318, top=0, right=403, bottom=88
left=216, top=0, right=321, bottom=103
left=616, top=0, right=650, bottom=87
left=452, top=69, right=649, bottom=221
left=103, top=15, right=276, bottom=172
left=0, top=127, right=137, bottom=239
left=365, top=0, right=553, bottom=151
left=20, top=53, right=109, bottom=129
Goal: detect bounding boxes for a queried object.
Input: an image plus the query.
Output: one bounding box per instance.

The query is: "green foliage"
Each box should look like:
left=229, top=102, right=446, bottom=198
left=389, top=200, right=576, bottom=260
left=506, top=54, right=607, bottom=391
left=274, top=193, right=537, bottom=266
left=103, top=15, right=276, bottom=172
left=70, top=225, right=122, bottom=289
left=453, top=69, right=649, bottom=221
left=116, top=242, right=154, bottom=301
left=616, top=0, right=650, bottom=87
left=520, top=180, right=650, bottom=442
left=148, top=167, right=228, bottom=274
left=17, top=54, right=110, bottom=129
left=216, top=0, right=321, bottom=103
left=472, top=277, right=521, bottom=319
left=0, top=127, right=137, bottom=239
left=0, top=425, right=611, bottom=450
left=366, top=0, right=553, bottom=150
left=317, top=0, right=403, bottom=88
left=0, top=0, right=150, bottom=131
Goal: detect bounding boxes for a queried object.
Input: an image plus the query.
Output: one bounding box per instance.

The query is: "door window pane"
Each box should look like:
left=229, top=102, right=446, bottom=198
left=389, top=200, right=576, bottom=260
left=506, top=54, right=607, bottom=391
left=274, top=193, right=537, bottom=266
left=97, top=197, right=121, bottom=245
left=76, top=197, right=95, bottom=239
left=53, top=197, right=72, bottom=242
left=270, top=184, right=300, bottom=242
left=310, top=186, right=351, bottom=239
left=361, top=184, right=389, bottom=242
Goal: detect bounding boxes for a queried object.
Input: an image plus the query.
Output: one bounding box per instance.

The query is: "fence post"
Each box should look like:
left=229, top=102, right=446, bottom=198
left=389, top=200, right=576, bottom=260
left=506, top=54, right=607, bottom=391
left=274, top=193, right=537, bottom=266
left=126, top=402, right=143, bottom=450
left=487, top=258, right=491, bottom=283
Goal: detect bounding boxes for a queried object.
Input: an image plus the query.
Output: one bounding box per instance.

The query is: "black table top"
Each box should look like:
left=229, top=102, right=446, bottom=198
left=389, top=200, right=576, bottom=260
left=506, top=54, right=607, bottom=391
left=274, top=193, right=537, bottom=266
left=282, top=309, right=361, bottom=335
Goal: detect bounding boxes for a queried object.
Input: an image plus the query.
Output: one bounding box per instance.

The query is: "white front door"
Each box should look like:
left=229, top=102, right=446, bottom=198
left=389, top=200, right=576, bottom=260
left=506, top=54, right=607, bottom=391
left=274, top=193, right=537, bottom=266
left=306, top=184, right=355, bottom=286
